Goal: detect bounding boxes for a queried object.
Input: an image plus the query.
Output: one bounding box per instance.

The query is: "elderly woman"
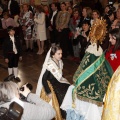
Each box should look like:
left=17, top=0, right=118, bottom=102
left=0, top=81, right=56, bottom=120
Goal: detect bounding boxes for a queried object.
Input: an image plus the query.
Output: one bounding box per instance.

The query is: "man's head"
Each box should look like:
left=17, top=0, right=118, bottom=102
left=7, top=26, right=15, bottom=36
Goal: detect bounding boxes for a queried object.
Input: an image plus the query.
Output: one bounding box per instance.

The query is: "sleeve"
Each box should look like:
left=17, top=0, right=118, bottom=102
left=11, top=18, right=17, bottom=27
left=55, top=11, right=60, bottom=29
left=3, top=38, right=8, bottom=59
left=16, top=36, right=22, bottom=56
left=24, top=93, right=56, bottom=120
left=69, top=18, right=76, bottom=32
left=2, top=19, right=6, bottom=29
left=34, top=13, right=45, bottom=24
left=42, top=70, right=51, bottom=94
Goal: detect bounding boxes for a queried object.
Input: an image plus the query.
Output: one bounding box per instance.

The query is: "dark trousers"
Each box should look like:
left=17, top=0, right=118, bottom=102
left=56, top=28, right=69, bottom=58
left=50, top=29, right=57, bottom=44
left=7, top=53, right=19, bottom=68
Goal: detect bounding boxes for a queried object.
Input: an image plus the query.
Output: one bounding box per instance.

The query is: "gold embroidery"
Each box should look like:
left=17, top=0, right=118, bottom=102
left=40, top=81, right=63, bottom=120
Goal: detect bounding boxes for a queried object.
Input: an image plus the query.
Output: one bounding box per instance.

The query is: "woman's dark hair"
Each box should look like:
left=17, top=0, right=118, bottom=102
left=73, top=8, right=80, bottom=15
left=106, top=9, right=114, bottom=17
left=60, top=2, right=66, bottom=6
left=7, top=26, right=15, bottom=32
left=51, top=2, right=58, bottom=8
left=50, top=44, right=62, bottom=57
left=82, top=20, right=91, bottom=26
left=108, top=28, right=120, bottom=52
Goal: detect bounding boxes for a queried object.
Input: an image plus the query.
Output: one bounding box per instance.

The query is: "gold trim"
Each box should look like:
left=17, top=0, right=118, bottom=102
left=89, top=19, right=107, bottom=44
left=40, top=81, right=63, bottom=120
left=75, top=55, right=105, bottom=90
left=77, top=95, right=103, bottom=106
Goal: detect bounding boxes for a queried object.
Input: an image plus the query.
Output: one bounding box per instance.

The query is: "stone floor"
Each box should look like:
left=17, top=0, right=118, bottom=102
left=0, top=44, right=78, bottom=93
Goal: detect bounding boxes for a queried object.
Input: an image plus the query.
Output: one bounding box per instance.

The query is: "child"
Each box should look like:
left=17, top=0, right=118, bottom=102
left=3, top=26, right=22, bottom=82
left=105, top=28, right=120, bottom=72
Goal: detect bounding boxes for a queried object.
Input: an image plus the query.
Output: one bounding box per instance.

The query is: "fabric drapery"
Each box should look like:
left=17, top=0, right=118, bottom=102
left=72, top=52, right=113, bottom=106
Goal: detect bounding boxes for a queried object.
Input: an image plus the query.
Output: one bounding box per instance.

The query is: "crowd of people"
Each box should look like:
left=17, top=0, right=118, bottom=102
left=0, top=0, right=120, bottom=120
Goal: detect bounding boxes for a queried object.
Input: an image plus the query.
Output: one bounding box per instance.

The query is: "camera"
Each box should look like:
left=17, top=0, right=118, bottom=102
left=19, top=83, right=33, bottom=101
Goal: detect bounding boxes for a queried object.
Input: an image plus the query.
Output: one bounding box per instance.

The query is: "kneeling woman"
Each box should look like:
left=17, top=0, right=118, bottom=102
left=36, top=45, right=70, bottom=119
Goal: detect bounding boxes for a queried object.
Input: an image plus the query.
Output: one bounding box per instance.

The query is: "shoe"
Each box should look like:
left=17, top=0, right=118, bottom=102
left=37, top=50, right=41, bottom=55
left=14, top=77, right=21, bottom=82
left=4, top=74, right=15, bottom=82
left=30, top=49, right=33, bottom=52
left=40, top=50, right=44, bottom=55
left=25, top=48, right=30, bottom=52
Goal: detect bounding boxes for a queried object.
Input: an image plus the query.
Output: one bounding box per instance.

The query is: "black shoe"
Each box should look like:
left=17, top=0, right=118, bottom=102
left=14, top=77, right=21, bottom=82
left=25, top=48, right=30, bottom=52
left=4, top=74, right=15, bottom=82
left=30, top=49, right=33, bottom=52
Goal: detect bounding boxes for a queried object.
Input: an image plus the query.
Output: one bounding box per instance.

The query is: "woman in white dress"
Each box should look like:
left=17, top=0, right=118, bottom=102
left=34, top=5, right=46, bottom=55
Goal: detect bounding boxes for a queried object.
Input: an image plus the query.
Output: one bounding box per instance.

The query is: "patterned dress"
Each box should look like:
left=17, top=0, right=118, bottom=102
left=19, top=11, right=33, bottom=40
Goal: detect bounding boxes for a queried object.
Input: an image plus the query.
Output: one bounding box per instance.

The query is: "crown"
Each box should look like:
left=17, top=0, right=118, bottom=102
left=89, top=18, right=107, bottom=44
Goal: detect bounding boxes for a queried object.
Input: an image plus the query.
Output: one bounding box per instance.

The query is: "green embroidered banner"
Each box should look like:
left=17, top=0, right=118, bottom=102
left=72, top=52, right=113, bottom=106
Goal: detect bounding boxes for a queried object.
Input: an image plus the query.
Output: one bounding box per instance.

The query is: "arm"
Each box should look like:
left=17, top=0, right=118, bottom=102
left=16, top=36, right=22, bottom=57
left=34, top=13, right=45, bottom=25
left=69, top=18, right=76, bottom=33
left=23, top=93, right=56, bottom=120
left=3, top=38, right=8, bottom=59
left=55, top=11, right=60, bottom=30
left=11, top=18, right=17, bottom=27
left=42, top=70, right=51, bottom=94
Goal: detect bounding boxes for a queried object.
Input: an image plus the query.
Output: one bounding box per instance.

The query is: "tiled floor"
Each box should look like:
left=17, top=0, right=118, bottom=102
left=0, top=44, right=78, bottom=93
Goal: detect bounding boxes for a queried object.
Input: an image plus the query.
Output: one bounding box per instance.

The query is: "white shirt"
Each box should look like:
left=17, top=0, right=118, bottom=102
left=51, top=10, right=57, bottom=25
left=10, top=35, right=17, bottom=54
left=8, top=0, right=11, bottom=10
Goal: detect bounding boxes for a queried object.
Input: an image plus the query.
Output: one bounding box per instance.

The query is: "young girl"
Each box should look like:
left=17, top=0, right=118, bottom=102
left=106, top=28, right=120, bottom=72
left=3, top=26, right=22, bottom=82
left=36, top=45, right=70, bottom=119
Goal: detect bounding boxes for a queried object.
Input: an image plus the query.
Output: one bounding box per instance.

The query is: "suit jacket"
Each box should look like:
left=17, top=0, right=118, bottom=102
left=49, top=10, right=58, bottom=30
left=10, top=0, right=20, bottom=16
left=3, top=35, right=22, bottom=59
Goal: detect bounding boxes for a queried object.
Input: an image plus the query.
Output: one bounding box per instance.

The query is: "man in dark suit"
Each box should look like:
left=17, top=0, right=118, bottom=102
left=29, top=0, right=35, bottom=16
left=48, top=2, right=58, bottom=44
left=8, top=0, right=20, bottom=17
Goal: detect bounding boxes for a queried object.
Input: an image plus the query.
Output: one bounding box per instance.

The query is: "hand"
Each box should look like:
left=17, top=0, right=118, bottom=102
left=5, top=59, right=9, bottom=63
left=19, top=84, right=31, bottom=97
left=48, top=93, right=52, bottom=99
left=22, top=26, right=27, bottom=30
left=48, top=26, right=53, bottom=31
left=19, top=56, right=22, bottom=61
